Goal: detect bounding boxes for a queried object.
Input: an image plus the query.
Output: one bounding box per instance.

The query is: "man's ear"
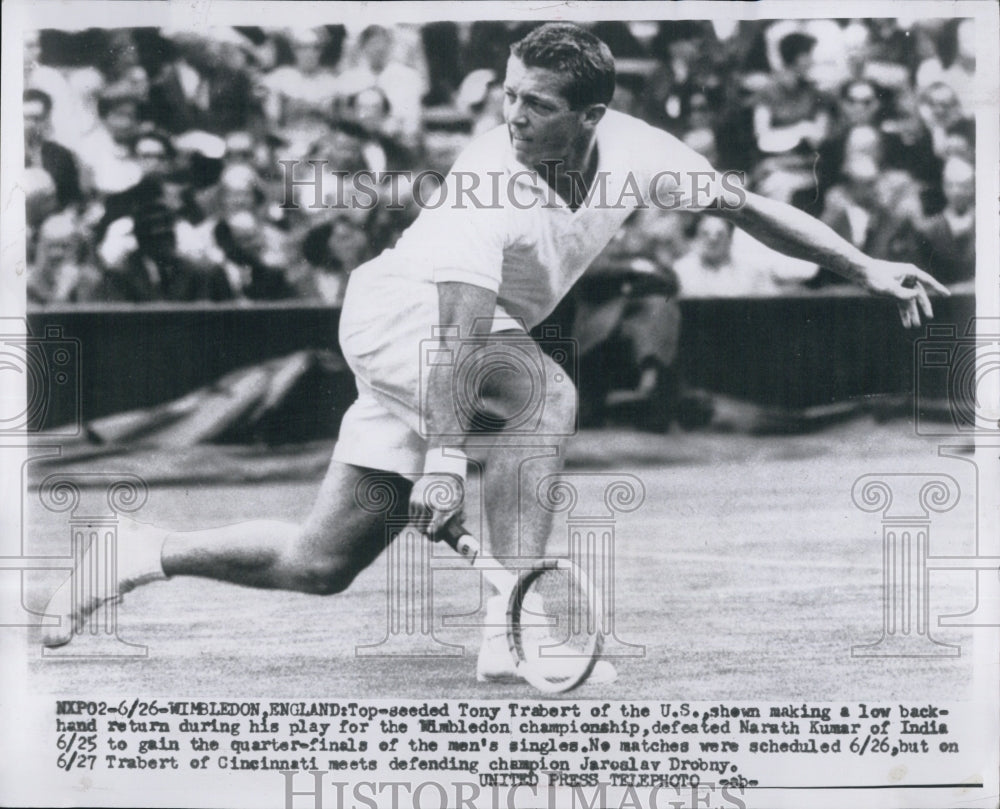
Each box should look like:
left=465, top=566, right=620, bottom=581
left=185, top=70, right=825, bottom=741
left=582, top=103, right=607, bottom=128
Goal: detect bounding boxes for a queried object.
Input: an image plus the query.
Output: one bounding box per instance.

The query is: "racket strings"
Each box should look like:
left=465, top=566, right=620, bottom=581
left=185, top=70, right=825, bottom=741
left=513, top=565, right=600, bottom=687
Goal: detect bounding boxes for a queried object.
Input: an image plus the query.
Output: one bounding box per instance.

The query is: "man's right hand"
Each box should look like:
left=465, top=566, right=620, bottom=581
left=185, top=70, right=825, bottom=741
left=408, top=471, right=465, bottom=541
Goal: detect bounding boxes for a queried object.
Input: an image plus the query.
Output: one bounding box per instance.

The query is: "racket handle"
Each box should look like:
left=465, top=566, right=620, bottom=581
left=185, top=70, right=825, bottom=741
left=440, top=522, right=481, bottom=560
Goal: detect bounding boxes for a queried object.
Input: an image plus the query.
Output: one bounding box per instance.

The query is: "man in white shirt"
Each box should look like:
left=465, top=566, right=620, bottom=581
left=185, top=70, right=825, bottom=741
left=45, top=24, right=946, bottom=685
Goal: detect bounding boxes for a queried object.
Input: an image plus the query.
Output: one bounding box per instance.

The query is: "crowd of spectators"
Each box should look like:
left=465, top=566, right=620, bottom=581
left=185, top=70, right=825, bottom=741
left=24, top=18, right=978, bottom=306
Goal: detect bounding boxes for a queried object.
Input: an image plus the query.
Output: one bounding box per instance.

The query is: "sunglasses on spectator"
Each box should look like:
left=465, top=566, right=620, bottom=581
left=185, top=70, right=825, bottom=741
left=845, top=94, right=877, bottom=104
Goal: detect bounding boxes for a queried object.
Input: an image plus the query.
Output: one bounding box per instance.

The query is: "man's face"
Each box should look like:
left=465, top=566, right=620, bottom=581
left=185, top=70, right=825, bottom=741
left=24, top=99, right=49, bottom=144
left=697, top=218, right=732, bottom=265
left=926, top=86, right=961, bottom=126
left=942, top=161, right=974, bottom=214
left=842, top=83, right=879, bottom=126
left=790, top=52, right=813, bottom=80
left=503, top=56, right=593, bottom=168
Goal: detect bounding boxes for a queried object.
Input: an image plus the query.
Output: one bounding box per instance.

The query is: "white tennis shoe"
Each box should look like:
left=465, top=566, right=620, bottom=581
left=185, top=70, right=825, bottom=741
left=476, top=595, right=617, bottom=684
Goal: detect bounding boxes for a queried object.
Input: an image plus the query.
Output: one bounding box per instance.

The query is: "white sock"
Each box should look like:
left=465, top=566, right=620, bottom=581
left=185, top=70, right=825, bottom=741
left=483, top=595, right=507, bottom=639
left=118, top=522, right=168, bottom=588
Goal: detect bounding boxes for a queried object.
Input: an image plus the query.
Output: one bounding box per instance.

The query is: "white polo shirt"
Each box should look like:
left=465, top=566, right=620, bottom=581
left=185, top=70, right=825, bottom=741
left=356, top=110, right=724, bottom=329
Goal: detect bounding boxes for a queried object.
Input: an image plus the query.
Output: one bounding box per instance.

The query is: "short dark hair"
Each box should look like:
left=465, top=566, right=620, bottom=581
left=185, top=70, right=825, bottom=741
left=24, top=88, right=53, bottom=116
left=778, top=32, right=817, bottom=68
left=510, top=23, right=615, bottom=109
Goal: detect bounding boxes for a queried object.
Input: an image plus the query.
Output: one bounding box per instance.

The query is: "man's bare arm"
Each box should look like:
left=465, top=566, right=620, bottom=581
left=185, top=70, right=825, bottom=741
left=715, top=190, right=950, bottom=327
left=410, top=281, right=498, bottom=538
left=423, top=281, right=499, bottom=451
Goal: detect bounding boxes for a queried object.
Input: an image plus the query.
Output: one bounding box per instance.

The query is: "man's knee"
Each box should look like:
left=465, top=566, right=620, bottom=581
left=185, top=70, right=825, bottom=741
left=286, top=529, right=369, bottom=596
left=293, top=553, right=359, bottom=596
left=475, top=344, right=577, bottom=437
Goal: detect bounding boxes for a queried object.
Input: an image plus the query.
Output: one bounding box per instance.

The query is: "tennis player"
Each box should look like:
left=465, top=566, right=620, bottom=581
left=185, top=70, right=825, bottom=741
left=44, top=24, right=948, bottom=685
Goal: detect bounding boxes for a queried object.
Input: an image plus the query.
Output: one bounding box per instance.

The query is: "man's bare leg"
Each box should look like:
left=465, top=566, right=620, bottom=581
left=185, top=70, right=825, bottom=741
left=478, top=349, right=574, bottom=561
left=162, top=461, right=410, bottom=594
left=43, top=461, right=411, bottom=646
left=473, top=348, right=614, bottom=681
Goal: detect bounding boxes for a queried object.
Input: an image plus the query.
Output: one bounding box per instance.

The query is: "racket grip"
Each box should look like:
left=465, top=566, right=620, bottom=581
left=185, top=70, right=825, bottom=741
left=441, top=522, right=481, bottom=560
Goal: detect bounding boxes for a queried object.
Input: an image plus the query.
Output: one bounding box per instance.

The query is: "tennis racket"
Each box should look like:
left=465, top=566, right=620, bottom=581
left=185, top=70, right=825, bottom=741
left=441, top=523, right=604, bottom=694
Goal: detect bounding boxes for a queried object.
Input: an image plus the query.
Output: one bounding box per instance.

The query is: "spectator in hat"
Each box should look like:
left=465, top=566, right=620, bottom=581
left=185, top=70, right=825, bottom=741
left=917, top=81, right=971, bottom=162
left=23, top=29, right=82, bottom=147
left=94, top=130, right=206, bottom=247
left=915, top=18, right=977, bottom=116
left=23, top=89, right=82, bottom=211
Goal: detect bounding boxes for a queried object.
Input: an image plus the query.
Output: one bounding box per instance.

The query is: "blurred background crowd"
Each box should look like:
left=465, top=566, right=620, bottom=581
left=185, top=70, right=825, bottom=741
left=24, top=17, right=977, bottom=307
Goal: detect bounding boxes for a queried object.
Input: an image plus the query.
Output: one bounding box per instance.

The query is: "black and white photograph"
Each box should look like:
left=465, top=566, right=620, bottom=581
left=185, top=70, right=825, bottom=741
left=1, top=2, right=998, bottom=808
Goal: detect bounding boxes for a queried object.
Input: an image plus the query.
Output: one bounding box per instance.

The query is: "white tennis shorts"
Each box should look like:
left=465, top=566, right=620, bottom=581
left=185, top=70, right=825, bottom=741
left=333, top=261, right=441, bottom=478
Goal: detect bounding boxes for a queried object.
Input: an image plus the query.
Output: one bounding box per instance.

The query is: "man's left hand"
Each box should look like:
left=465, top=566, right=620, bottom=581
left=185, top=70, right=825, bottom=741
left=858, top=261, right=951, bottom=328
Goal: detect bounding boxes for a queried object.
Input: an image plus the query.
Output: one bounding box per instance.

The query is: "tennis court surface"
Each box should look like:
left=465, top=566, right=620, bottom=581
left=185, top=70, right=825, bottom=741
left=23, top=419, right=978, bottom=701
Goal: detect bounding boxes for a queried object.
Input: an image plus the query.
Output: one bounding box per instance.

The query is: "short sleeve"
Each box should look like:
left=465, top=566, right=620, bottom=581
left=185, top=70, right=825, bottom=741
left=411, top=140, right=509, bottom=293
left=639, top=124, right=732, bottom=212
